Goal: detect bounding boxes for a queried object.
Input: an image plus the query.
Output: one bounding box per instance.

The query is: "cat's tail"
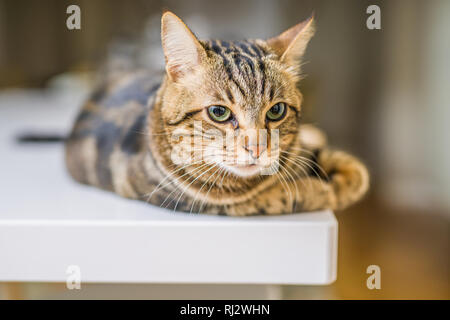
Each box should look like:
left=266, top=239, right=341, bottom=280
left=317, top=149, right=370, bottom=210
left=16, top=132, right=66, bottom=143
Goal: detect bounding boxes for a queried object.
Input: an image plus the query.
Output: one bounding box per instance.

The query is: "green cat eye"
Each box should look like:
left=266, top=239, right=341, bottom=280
left=266, top=102, right=286, bottom=121
left=208, top=105, right=232, bottom=122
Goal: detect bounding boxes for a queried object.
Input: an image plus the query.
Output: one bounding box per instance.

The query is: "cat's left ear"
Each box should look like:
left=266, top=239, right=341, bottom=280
left=161, top=11, right=207, bottom=81
left=266, top=15, right=315, bottom=71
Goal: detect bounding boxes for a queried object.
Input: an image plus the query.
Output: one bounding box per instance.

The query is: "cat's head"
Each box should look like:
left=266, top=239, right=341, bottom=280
left=157, top=11, right=314, bottom=179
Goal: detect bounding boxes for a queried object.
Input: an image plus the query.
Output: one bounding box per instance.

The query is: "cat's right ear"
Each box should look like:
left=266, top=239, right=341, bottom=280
left=266, top=15, right=315, bottom=73
left=161, top=11, right=207, bottom=81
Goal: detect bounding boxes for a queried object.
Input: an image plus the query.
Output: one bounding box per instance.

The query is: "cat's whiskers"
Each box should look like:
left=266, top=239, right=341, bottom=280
left=154, top=156, right=210, bottom=195
left=218, top=167, right=229, bottom=190
left=275, top=162, right=295, bottom=212
left=146, top=159, right=206, bottom=203
left=280, top=154, right=313, bottom=198
left=281, top=150, right=329, bottom=182
left=198, top=167, right=227, bottom=213
left=292, top=155, right=329, bottom=184
left=160, top=162, right=213, bottom=209
left=288, top=146, right=321, bottom=158
left=278, top=158, right=301, bottom=212
left=172, top=162, right=220, bottom=211
left=280, top=154, right=311, bottom=181
left=135, top=129, right=172, bottom=137
left=282, top=155, right=327, bottom=189
left=145, top=160, right=200, bottom=201
left=190, top=165, right=224, bottom=214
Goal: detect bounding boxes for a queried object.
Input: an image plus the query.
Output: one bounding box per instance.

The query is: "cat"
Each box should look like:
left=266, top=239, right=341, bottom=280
left=65, top=11, right=369, bottom=216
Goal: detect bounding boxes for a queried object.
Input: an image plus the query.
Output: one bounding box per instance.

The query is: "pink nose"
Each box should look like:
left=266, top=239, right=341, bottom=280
left=244, top=144, right=265, bottom=159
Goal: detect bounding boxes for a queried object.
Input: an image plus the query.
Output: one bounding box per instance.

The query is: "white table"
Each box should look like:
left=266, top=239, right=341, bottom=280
left=0, top=83, right=337, bottom=287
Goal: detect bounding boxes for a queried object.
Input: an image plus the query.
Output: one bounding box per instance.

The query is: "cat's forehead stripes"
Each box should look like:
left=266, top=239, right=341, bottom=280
left=202, top=40, right=272, bottom=111
left=212, top=40, right=268, bottom=58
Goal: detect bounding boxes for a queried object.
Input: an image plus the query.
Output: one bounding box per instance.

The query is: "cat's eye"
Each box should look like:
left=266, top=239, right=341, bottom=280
left=266, top=102, right=286, bottom=121
left=207, top=105, right=232, bottom=122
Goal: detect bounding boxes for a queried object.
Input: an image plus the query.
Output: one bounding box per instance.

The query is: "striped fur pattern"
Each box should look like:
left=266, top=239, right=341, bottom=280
left=65, top=12, right=369, bottom=216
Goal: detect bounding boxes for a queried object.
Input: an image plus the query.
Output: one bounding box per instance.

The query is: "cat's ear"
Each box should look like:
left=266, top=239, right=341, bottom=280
left=161, top=11, right=207, bottom=81
left=266, top=15, right=315, bottom=70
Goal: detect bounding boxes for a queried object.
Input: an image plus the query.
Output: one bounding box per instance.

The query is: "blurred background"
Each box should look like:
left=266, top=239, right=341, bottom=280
left=0, top=0, right=448, bottom=299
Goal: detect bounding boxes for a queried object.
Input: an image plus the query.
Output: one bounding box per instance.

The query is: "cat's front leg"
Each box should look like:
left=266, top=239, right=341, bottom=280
left=222, top=176, right=336, bottom=216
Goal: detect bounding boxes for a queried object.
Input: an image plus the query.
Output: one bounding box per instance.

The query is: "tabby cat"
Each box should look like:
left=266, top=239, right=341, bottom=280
left=65, top=12, right=369, bottom=216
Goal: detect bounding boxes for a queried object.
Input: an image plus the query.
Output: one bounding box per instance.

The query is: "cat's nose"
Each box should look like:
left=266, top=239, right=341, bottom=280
left=244, top=144, right=266, bottom=159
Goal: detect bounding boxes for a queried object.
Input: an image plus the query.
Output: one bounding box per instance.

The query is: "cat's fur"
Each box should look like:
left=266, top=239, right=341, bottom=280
left=65, top=12, right=369, bottom=216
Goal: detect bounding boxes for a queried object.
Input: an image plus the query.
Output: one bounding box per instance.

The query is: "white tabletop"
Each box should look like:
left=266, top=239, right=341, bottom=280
left=0, top=80, right=337, bottom=285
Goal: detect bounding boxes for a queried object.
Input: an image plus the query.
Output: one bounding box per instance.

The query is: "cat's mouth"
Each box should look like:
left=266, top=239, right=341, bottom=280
left=222, top=163, right=263, bottom=178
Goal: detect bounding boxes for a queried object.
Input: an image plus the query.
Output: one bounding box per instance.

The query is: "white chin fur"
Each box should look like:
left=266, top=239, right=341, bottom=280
left=222, top=164, right=262, bottom=178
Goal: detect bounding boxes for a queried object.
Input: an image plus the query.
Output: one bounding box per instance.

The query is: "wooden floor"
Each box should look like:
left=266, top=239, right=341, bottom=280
left=331, top=196, right=449, bottom=299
